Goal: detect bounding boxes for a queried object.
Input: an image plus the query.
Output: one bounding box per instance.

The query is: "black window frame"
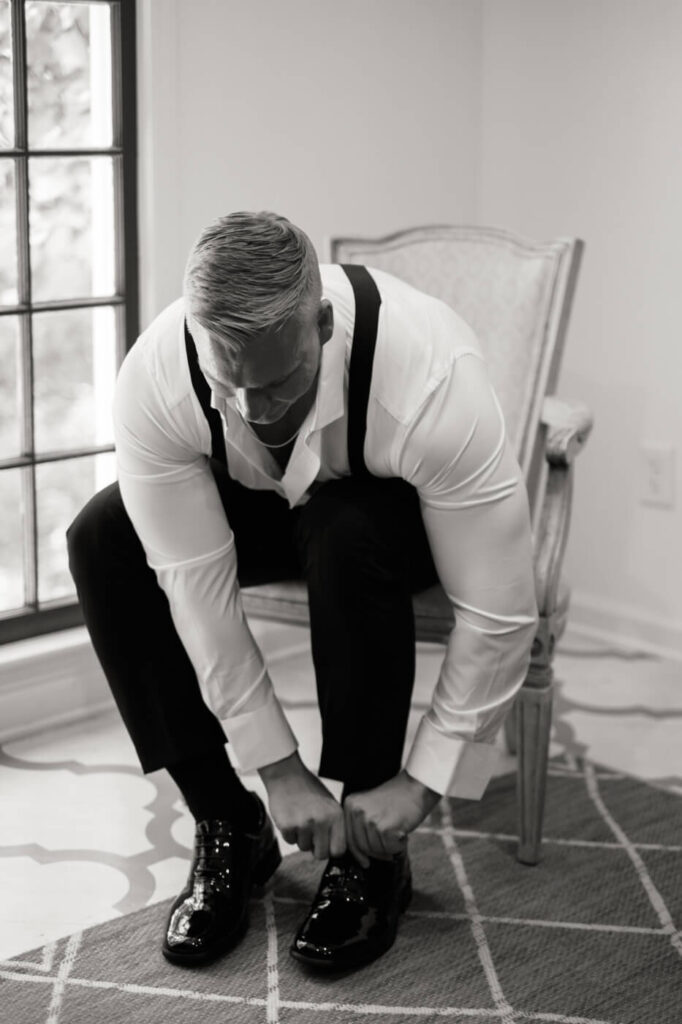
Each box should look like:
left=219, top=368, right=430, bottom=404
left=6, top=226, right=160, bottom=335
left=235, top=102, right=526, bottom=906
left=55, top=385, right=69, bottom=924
left=0, top=0, right=138, bottom=644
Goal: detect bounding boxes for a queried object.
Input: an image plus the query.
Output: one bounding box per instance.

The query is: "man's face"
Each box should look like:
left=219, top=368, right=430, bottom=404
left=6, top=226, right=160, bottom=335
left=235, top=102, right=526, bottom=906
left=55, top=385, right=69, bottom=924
left=190, top=300, right=334, bottom=425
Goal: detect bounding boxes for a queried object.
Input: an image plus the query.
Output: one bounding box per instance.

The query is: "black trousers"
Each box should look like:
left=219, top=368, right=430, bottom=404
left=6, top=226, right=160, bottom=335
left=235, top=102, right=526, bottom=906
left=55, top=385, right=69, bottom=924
left=66, top=463, right=439, bottom=791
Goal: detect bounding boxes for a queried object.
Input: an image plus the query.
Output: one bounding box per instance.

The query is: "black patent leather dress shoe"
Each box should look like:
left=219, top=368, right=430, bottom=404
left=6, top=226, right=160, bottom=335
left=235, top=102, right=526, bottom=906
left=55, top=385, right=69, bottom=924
left=290, top=849, right=412, bottom=970
left=162, top=796, right=281, bottom=965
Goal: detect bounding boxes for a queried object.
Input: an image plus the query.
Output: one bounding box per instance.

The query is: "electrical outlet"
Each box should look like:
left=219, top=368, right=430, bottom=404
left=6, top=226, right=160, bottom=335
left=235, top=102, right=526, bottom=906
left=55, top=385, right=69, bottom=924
left=639, top=444, right=675, bottom=508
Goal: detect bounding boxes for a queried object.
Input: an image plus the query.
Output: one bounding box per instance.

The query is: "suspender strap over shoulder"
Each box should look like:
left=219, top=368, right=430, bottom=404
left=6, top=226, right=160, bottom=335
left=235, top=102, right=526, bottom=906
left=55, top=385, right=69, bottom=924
left=184, top=320, right=228, bottom=466
left=184, top=265, right=381, bottom=477
left=341, top=264, right=382, bottom=478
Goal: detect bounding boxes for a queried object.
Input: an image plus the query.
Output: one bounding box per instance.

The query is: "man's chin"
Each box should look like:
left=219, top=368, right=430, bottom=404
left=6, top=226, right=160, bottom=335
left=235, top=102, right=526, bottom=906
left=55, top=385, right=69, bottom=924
left=232, top=399, right=291, bottom=425
left=245, top=409, right=290, bottom=426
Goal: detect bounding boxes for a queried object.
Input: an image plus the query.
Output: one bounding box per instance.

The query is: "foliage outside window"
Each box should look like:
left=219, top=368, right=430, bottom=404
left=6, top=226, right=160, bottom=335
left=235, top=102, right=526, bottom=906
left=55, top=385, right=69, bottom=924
left=0, top=0, right=137, bottom=643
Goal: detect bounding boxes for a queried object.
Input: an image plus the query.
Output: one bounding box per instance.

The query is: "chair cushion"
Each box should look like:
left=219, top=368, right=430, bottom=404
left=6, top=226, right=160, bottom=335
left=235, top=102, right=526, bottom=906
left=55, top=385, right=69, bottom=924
left=242, top=580, right=456, bottom=640
left=412, top=585, right=454, bottom=642
left=241, top=581, right=310, bottom=627
left=242, top=577, right=572, bottom=648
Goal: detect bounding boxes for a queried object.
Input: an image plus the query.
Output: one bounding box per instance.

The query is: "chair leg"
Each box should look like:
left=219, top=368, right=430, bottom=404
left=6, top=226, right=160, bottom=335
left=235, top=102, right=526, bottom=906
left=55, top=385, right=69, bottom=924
left=503, top=702, right=518, bottom=755
left=515, top=681, right=553, bottom=866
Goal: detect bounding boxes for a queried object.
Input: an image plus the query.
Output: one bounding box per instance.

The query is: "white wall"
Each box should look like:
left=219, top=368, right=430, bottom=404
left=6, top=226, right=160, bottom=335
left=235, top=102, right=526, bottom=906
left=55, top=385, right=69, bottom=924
left=137, top=0, right=482, bottom=322
left=478, top=0, right=682, bottom=656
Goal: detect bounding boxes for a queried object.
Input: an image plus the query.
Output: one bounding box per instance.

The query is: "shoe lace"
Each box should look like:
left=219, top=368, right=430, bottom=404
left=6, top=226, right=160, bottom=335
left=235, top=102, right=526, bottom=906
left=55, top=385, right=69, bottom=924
left=319, top=857, right=368, bottom=902
left=193, top=826, right=238, bottom=881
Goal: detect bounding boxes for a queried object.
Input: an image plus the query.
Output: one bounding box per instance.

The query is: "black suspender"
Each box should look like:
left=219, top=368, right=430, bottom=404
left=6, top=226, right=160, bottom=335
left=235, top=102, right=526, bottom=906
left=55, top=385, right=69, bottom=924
left=341, top=264, right=382, bottom=478
left=184, top=264, right=382, bottom=476
left=183, top=321, right=228, bottom=465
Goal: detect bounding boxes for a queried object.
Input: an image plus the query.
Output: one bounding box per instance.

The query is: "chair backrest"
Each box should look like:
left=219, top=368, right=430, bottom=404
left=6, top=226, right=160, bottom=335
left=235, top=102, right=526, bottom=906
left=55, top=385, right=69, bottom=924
left=327, top=225, right=583, bottom=485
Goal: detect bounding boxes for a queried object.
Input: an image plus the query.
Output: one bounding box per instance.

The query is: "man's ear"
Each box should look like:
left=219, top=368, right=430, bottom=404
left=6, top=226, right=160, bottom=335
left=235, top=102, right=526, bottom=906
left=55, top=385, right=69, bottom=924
left=318, top=299, right=334, bottom=345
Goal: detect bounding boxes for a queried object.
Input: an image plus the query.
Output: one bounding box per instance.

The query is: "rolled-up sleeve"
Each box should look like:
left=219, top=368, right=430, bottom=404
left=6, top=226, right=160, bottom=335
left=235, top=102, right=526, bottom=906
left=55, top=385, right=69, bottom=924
left=112, top=339, right=298, bottom=771
left=396, top=353, right=538, bottom=798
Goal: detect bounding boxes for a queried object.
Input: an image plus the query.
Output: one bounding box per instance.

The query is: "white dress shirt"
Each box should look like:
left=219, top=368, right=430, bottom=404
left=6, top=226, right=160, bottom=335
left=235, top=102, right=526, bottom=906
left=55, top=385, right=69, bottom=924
left=112, top=265, right=538, bottom=799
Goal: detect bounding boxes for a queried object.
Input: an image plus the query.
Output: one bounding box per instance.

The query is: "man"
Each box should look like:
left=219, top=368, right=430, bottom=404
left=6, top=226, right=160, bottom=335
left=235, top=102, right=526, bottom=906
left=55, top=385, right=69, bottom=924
left=67, top=211, right=537, bottom=972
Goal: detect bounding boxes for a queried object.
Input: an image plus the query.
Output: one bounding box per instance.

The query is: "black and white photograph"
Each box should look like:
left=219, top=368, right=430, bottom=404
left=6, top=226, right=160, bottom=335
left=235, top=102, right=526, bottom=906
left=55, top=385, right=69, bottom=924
left=0, top=1, right=680, bottom=1021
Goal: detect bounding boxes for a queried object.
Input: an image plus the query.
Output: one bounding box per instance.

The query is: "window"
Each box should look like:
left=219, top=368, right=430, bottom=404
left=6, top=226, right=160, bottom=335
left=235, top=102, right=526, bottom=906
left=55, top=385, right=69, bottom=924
left=0, top=0, right=137, bottom=643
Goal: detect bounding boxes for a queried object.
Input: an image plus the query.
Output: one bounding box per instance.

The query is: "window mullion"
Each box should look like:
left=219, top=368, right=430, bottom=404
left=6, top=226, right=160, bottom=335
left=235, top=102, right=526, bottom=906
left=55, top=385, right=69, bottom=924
left=110, top=3, right=126, bottom=332
left=118, top=0, right=138, bottom=348
left=11, top=0, right=27, bottom=150
left=12, top=0, right=38, bottom=609
left=12, top=0, right=30, bottom=304
left=110, top=0, right=122, bottom=148
left=21, top=463, right=39, bottom=609
left=1, top=147, right=123, bottom=157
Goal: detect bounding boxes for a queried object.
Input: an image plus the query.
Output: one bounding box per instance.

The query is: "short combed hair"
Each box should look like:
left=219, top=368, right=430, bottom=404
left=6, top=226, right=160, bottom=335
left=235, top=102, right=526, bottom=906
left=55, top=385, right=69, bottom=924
left=183, top=211, right=321, bottom=355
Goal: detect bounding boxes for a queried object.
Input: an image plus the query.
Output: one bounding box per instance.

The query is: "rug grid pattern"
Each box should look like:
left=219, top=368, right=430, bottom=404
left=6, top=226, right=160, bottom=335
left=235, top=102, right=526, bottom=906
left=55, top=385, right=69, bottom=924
left=3, top=755, right=681, bottom=1024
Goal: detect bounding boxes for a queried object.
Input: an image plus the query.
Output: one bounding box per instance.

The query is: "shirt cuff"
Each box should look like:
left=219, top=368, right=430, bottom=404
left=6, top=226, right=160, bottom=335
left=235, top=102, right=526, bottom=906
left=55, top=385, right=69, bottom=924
left=221, top=688, right=299, bottom=773
left=404, top=715, right=500, bottom=799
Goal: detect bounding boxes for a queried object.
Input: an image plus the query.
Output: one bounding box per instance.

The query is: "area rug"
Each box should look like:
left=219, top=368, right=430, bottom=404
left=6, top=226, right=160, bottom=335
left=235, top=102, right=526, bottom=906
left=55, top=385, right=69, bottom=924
left=2, top=757, right=681, bottom=1024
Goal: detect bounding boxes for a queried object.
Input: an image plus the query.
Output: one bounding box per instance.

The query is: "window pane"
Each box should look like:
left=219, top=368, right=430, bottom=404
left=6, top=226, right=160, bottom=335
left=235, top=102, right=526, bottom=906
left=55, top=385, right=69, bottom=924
left=26, top=2, right=113, bottom=150
left=0, top=315, right=21, bottom=458
left=0, top=468, right=25, bottom=612
left=0, top=0, right=13, bottom=148
left=37, top=451, right=115, bottom=602
left=0, top=159, right=18, bottom=304
left=29, top=155, right=116, bottom=301
left=33, top=306, right=117, bottom=453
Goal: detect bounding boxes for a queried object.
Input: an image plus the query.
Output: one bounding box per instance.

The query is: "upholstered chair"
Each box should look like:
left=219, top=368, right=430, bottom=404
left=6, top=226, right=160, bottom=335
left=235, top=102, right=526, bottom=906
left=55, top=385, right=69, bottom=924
left=241, top=225, right=594, bottom=865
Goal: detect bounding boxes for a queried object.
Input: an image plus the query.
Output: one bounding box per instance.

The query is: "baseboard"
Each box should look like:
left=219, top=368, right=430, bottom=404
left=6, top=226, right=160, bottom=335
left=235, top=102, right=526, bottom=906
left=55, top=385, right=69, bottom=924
left=566, top=590, right=682, bottom=664
left=0, top=627, right=115, bottom=743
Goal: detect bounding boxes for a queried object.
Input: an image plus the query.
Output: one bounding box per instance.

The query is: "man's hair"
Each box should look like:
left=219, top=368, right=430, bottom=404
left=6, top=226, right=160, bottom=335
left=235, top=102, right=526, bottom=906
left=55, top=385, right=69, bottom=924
left=183, top=211, right=321, bottom=355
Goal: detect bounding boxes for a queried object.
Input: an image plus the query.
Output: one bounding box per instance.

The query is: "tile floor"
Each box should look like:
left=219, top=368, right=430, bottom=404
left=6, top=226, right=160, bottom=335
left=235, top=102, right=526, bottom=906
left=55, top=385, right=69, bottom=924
left=1, top=619, right=681, bottom=962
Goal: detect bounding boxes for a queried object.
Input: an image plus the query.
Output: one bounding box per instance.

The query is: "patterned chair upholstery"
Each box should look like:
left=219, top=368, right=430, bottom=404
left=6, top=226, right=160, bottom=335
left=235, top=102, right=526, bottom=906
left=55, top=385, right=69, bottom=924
left=241, top=225, right=593, bottom=865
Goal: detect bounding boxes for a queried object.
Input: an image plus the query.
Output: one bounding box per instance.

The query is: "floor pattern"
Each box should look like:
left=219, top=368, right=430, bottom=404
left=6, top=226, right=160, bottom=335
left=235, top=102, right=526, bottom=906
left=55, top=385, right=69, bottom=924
left=3, top=757, right=682, bottom=1024
left=1, top=619, right=681, bottom=963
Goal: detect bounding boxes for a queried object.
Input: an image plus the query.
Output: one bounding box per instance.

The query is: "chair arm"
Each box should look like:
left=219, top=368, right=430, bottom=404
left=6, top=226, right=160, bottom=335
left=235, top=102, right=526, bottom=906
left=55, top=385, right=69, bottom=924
left=533, top=397, right=594, bottom=619
left=541, top=396, right=594, bottom=467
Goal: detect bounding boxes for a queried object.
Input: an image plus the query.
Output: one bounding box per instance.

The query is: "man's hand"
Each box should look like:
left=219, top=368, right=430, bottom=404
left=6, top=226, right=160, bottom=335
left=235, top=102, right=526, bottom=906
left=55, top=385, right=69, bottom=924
left=344, top=771, right=441, bottom=868
left=259, top=752, right=346, bottom=861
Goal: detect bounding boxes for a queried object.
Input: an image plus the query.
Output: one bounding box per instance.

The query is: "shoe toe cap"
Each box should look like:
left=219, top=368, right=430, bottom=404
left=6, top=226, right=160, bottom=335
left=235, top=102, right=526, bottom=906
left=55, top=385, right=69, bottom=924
left=290, top=937, right=338, bottom=965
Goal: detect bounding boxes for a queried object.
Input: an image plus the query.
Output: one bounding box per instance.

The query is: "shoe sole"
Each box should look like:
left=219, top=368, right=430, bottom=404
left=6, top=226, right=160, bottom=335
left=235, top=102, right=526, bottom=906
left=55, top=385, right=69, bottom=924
left=289, top=873, right=413, bottom=971
left=162, top=840, right=282, bottom=966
